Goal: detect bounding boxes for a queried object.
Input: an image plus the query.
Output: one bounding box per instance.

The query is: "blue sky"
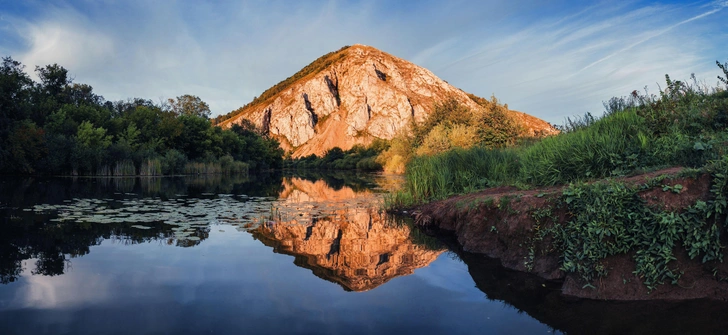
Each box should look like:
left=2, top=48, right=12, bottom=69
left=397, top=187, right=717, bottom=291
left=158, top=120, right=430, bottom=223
left=1, top=0, right=726, bottom=124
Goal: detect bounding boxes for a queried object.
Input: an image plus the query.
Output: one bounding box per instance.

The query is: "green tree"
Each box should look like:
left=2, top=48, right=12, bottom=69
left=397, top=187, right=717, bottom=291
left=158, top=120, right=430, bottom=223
left=117, top=123, right=141, bottom=152
left=176, top=114, right=212, bottom=160
left=77, top=121, right=111, bottom=149
left=36, top=64, right=69, bottom=98
left=168, top=94, right=211, bottom=118
left=6, top=120, right=46, bottom=173
left=0, top=57, right=32, bottom=124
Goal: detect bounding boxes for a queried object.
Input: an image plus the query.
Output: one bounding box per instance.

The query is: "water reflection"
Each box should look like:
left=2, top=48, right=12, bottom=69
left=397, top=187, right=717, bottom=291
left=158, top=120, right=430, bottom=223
left=0, top=174, right=279, bottom=284
left=4, top=174, right=727, bottom=334
left=253, top=177, right=444, bottom=291
left=0, top=173, right=434, bottom=289
left=441, top=236, right=728, bottom=335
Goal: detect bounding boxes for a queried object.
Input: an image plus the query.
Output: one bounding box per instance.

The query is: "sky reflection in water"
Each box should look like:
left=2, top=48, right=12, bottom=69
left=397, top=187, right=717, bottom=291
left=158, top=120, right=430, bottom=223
left=0, top=174, right=555, bottom=335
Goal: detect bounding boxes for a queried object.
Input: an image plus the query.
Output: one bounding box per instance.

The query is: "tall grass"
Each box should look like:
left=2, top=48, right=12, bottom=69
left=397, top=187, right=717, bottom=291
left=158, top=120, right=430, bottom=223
left=113, top=160, right=136, bottom=176
left=520, top=111, right=647, bottom=186
left=183, top=158, right=248, bottom=175
left=96, top=165, right=111, bottom=176
left=140, top=159, right=162, bottom=176
left=403, top=147, right=520, bottom=202
left=219, top=155, right=249, bottom=175
left=184, top=162, right=221, bottom=175
left=388, top=75, right=728, bottom=209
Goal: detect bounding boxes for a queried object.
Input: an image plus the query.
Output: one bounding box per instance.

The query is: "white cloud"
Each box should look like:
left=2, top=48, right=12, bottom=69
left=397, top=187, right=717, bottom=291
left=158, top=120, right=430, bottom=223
left=12, top=259, right=112, bottom=309
left=0, top=1, right=725, bottom=123
left=15, top=11, right=114, bottom=81
left=427, top=2, right=726, bottom=123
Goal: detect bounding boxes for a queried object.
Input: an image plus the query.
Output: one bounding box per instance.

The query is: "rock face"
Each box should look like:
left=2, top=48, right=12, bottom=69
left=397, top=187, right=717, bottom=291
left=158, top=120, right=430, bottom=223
left=221, top=44, right=556, bottom=157
left=252, top=177, right=444, bottom=291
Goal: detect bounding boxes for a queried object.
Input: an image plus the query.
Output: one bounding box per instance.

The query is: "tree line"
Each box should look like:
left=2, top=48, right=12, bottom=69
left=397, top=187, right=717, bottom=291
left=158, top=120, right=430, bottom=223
left=0, top=57, right=283, bottom=176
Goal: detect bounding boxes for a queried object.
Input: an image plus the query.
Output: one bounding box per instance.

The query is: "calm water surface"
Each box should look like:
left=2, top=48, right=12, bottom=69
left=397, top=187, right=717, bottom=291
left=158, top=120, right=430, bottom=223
left=1, top=173, right=726, bottom=335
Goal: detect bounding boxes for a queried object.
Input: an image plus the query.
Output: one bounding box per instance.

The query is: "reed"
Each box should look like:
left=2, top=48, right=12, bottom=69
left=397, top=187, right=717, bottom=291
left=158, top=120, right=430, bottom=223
left=184, top=162, right=221, bottom=175
left=113, top=160, right=136, bottom=176
left=140, top=159, right=162, bottom=176
left=96, top=165, right=111, bottom=176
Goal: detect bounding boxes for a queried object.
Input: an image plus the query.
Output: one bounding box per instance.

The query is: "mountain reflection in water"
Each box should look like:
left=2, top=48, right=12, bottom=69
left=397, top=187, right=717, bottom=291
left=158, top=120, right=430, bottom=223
left=0, top=173, right=442, bottom=290
left=252, top=177, right=444, bottom=291
left=3, top=173, right=727, bottom=334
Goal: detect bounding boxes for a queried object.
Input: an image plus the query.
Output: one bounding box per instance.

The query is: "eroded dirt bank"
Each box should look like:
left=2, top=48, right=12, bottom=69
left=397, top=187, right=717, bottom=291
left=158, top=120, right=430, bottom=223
left=413, top=168, right=728, bottom=301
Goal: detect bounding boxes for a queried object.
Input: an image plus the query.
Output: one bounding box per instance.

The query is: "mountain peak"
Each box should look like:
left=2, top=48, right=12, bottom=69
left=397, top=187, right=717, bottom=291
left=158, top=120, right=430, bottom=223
left=218, top=45, right=556, bottom=157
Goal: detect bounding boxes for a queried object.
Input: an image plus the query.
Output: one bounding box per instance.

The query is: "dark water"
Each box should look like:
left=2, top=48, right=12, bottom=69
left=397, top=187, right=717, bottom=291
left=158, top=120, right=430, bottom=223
left=1, top=173, right=727, bottom=335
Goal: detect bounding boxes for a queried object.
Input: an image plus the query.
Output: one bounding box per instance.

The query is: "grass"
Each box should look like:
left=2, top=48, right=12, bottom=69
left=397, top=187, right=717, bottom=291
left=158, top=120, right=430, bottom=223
left=388, top=64, right=728, bottom=293
left=387, top=68, right=728, bottom=209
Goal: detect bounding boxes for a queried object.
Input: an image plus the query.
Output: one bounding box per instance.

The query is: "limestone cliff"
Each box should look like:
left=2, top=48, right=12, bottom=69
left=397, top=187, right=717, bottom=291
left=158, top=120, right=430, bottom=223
left=220, top=44, right=557, bottom=157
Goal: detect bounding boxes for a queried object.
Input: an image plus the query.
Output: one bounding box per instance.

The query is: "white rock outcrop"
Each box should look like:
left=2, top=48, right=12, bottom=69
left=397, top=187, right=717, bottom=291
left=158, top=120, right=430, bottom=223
left=223, top=44, right=555, bottom=157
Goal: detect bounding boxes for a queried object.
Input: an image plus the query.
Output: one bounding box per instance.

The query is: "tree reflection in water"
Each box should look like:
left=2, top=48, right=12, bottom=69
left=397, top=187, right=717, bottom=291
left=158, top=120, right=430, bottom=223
left=0, top=173, right=429, bottom=287
left=4, top=173, right=726, bottom=334
left=0, top=173, right=282, bottom=283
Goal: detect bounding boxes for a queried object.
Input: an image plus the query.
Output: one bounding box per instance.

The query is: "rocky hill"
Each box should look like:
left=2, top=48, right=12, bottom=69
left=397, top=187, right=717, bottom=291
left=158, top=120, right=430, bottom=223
left=219, top=44, right=556, bottom=157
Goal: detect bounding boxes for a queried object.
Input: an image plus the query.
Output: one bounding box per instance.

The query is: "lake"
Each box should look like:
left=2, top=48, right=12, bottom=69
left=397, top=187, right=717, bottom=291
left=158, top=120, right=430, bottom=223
left=1, top=173, right=726, bottom=335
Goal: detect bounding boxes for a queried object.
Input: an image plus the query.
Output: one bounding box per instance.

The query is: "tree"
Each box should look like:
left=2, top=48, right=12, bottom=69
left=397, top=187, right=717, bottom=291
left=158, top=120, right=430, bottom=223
left=0, top=57, right=32, bottom=124
left=175, top=114, right=212, bottom=160
left=76, top=121, right=111, bottom=149
left=36, top=63, right=70, bottom=98
left=6, top=120, right=46, bottom=173
left=65, top=83, right=103, bottom=106
left=168, top=94, right=211, bottom=118
left=118, top=123, right=141, bottom=151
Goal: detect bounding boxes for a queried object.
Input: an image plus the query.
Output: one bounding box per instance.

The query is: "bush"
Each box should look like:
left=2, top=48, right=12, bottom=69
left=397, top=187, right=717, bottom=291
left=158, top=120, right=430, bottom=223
left=388, top=73, right=728, bottom=208
left=162, top=149, right=187, bottom=175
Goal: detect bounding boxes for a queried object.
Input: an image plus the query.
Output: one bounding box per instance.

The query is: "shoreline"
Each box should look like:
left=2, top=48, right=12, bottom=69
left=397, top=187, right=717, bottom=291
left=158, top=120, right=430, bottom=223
left=409, top=167, right=728, bottom=301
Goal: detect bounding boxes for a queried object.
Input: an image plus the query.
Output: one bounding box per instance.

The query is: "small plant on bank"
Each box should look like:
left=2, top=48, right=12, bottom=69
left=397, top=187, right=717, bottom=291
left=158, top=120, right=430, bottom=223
left=549, top=166, right=726, bottom=291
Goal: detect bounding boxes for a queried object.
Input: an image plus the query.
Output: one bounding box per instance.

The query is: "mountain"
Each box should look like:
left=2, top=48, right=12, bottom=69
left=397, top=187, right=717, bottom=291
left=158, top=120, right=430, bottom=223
left=218, top=44, right=556, bottom=157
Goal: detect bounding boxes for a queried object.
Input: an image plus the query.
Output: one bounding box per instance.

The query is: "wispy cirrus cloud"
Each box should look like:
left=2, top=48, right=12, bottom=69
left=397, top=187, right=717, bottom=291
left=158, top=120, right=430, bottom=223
left=578, top=1, right=727, bottom=73
left=0, top=0, right=725, bottom=124
left=426, top=1, right=727, bottom=123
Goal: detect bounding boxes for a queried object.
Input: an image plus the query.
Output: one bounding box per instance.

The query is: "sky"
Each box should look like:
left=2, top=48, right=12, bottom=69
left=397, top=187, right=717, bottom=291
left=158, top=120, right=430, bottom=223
left=0, top=0, right=726, bottom=124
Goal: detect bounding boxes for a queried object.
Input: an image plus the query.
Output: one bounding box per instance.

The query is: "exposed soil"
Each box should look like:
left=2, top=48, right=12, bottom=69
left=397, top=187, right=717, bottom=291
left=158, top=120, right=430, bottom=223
left=413, top=167, right=728, bottom=301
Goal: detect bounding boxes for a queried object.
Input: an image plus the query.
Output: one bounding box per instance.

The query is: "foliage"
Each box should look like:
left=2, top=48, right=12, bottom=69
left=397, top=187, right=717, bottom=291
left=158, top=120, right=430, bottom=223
left=7, top=120, right=46, bottom=173
left=718, top=59, right=728, bottom=88
left=551, top=174, right=725, bottom=291
left=388, top=63, right=728, bottom=207
left=285, top=140, right=386, bottom=171
left=376, top=132, right=414, bottom=174
left=411, top=97, right=525, bottom=152
left=0, top=56, right=282, bottom=176
left=167, top=94, right=211, bottom=119
left=76, top=121, right=112, bottom=149
left=377, top=96, right=526, bottom=174
left=386, top=61, right=728, bottom=292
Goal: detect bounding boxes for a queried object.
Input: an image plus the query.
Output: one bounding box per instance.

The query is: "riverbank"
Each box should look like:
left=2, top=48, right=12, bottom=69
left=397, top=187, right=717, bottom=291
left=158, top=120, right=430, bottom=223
left=411, top=166, right=728, bottom=300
